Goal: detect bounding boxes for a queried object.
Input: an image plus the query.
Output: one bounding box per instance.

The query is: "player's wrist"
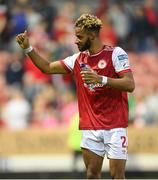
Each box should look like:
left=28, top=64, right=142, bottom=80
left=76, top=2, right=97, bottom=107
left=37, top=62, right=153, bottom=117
left=101, top=76, right=108, bottom=85
left=23, top=46, right=33, bottom=54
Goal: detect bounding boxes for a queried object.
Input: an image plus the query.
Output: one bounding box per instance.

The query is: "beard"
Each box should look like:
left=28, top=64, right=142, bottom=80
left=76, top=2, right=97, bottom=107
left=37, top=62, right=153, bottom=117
left=78, top=38, right=91, bottom=52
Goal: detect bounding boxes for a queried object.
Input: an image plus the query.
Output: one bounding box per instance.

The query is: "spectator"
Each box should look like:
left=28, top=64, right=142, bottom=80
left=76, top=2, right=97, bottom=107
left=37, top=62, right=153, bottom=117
left=130, top=6, right=151, bottom=52
left=1, top=87, right=31, bottom=129
left=5, top=51, right=24, bottom=86
left=100, top=14, right=118, bottom=46
left=9, top=3, right=28, bottom=37
left=29, top=84, right=61, bottom=128
left=60, top=89, right=78, bottom=127
left=0, top=4, right=8, bottom=48
left=108, top=2, right=130, bottom=48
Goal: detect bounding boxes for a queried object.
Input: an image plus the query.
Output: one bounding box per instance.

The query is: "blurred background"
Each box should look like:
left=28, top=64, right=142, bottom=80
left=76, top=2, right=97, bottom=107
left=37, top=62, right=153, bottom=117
left=0, top=0, right=158, bottom=179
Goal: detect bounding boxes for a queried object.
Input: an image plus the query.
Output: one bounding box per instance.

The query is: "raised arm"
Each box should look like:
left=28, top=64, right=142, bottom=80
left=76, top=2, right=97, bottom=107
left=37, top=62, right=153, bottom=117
left=16, top=31, right=68, bottom=74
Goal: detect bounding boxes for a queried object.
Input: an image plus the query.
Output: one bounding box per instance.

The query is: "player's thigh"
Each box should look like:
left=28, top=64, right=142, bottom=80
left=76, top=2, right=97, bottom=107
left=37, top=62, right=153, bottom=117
left=109, top=159, right=126, bottom=178
left=81, top=147, right=104, bottom=173
left=106, top=128, right=128, bottom=160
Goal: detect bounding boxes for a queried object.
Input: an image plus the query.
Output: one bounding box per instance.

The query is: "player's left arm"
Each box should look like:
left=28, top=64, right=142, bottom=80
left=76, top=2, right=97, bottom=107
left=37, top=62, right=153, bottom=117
left=81, top=70, right=135, bottom=92
left=106, top=71, right=135, bottom=92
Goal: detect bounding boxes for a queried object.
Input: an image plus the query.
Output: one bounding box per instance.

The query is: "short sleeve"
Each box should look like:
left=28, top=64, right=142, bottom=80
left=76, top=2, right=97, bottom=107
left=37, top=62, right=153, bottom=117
left=112, top=47, right=131, bottom=74
left=61, top=52, right=80, bottom=72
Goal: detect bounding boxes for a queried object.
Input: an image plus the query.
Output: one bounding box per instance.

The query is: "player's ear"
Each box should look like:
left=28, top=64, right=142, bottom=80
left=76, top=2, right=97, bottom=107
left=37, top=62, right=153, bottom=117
left=89, top=31, right=96, bottom=41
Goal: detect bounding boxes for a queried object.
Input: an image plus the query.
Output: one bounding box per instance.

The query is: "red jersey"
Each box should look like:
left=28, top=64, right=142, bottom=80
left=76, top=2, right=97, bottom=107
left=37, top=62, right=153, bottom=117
left=61, top=45, right=131, bottom=130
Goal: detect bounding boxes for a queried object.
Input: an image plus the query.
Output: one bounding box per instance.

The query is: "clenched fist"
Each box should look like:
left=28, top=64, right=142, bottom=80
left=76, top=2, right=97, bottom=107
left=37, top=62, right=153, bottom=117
left=16, top=30, right=30, bottom=49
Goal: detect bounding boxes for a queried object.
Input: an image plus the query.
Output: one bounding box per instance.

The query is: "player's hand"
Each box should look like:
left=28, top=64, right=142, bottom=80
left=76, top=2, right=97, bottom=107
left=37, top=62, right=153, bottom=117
left=16, top=30, right=30, bottom=49
left=80, top=69, right=102, bottom=84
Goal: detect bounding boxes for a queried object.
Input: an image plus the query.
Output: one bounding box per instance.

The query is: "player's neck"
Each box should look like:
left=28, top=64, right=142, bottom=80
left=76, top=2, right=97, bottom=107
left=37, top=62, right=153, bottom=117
left=88, top=40, right=104, bottom=55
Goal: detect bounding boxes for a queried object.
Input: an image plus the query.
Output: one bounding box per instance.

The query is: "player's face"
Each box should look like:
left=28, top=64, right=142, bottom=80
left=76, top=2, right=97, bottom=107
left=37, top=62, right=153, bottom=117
left=75, top=27, right=91, bottom=52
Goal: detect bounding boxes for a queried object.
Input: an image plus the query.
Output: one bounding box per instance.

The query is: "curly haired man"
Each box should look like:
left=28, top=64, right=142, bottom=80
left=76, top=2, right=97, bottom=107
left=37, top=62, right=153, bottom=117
left=16, top=14, right=135, bottom=179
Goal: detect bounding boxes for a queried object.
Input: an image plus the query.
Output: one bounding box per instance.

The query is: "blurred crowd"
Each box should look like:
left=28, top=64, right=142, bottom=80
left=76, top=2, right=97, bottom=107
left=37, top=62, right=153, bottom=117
left=0, top=0, right=158, bottom=130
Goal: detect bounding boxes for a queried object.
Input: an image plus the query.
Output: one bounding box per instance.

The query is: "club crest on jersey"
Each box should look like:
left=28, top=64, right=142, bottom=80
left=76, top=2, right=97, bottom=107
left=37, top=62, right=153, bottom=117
left=98, top=59, right=107, bottom=69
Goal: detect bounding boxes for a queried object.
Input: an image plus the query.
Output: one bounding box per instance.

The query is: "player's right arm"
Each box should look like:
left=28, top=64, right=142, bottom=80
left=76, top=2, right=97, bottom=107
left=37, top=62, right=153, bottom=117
left=16, top=31, right=68, bottom=74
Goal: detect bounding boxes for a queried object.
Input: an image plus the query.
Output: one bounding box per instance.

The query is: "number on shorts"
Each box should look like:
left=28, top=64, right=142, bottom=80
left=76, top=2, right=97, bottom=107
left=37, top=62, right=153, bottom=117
left=121, top=136, right=126, bottom=148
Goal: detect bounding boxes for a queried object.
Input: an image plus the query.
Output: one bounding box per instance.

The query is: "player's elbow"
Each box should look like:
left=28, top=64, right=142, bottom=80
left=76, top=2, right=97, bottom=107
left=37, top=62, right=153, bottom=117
left=128, top=86, right=135, bottom=93
left=40, top=64, right=52, bottom=74
left=42, top=69, right=52, bottom=74
left=128, top=81, right=135, bottom=92
left=40, top=68, right=49, bottom=74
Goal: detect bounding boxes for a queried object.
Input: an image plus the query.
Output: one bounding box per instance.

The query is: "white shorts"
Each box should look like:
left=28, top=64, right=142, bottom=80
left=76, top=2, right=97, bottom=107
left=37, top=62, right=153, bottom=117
left=81, top=128, right=128, bottom=159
